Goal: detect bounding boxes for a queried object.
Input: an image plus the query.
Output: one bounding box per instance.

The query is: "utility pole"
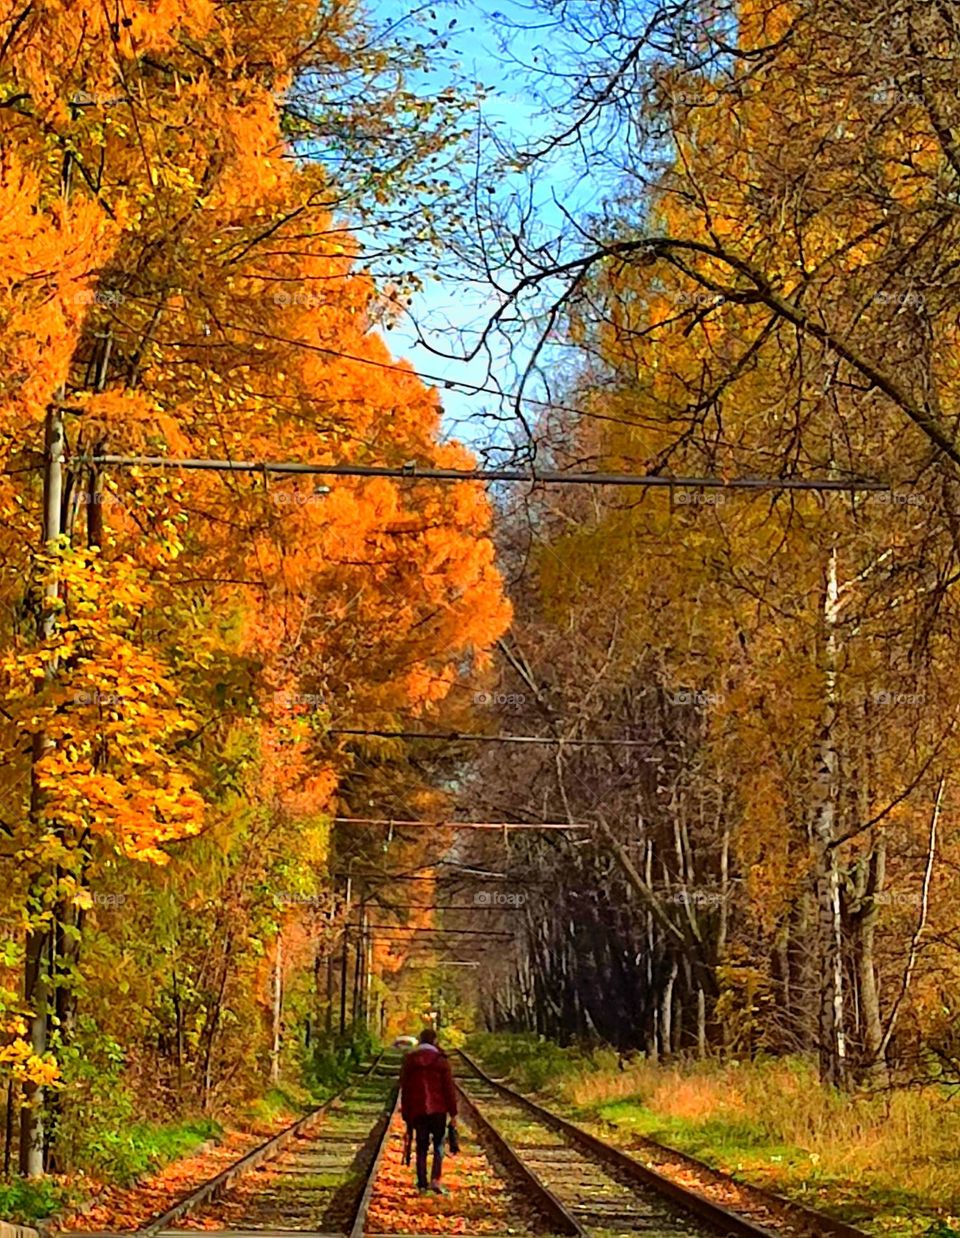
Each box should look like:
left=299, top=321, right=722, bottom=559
left=269, top=932, right=283, bottom=1084
left=352, top=902, right=364, bottom=1026
left=21, top=104, right=75, bottom=1172
left=364, top=923, right=374, bottom=1029
left=338, top=874, right=352, bottom=1036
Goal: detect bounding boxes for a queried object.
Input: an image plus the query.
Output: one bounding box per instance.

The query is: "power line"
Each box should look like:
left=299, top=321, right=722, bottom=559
left=367, top=926, right=514, bottom=937
left=337, top=874, right=504, bottom=883
left=401, top=955, right=480, bottom=965
left=333, top=817, right=591, bottom=831
left=87, top=453, right=889, bottom=492
left=334, top=872, right=553, bottom=884
left=198, top=320, right=949, bottom=469
left=330, top=728, right=658, bottom=747
left=364, top=906, right=525, bottom=916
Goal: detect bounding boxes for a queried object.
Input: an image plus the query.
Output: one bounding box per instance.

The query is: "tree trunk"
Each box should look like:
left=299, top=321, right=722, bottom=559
left=853, top=844, right=886, bottom=1080
left=364, top=925, right=374, bottom=1028
left=21, top=399, right=68, bottom=1175
left=172, top=967, right=185, bottom=1101
left=338, top=878, right=351, bottom=1036
left=325, top=950, right=334, bottom=1034
left=3, top=1076, right=13, bottom=1175
left=270, top=933, right=282, bottom=1085
left=352, top=908, right=364, bottom=1027
left=812, top=541, right=846, bottom=1088
left=661, top=960, right=678, bottom=1058
left=339, top=926, right=350, bottom=1036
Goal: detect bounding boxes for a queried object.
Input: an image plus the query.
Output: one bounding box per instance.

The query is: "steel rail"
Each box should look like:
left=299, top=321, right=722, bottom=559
left=621, top=1128, right=873, bottom=1238
left=346, top=1086, right=401, bottom=1238
left=455, top=1070, right=769, bottom=1238
left=458, top=1050, right=869, bottom=1238
left=136, top=1056, right=388, bottom=1236
left=453, top=1083, right=585, bottom=1238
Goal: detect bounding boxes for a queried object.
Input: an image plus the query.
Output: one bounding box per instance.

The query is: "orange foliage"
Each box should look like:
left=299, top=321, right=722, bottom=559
left=0, top=0, right=510, bottom=1114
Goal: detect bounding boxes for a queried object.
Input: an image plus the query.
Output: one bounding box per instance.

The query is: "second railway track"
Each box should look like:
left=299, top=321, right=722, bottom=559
left=454, top=1058, right=766, bottom=1238
left=169, top=1066, right=397, bottom=1237
left=455, top=1050, right=869, bottom=1238
left=127, top=1053, right=399, bottom=1238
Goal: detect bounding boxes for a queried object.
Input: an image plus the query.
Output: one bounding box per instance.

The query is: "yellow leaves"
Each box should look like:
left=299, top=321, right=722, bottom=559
left=73, top=389, right=155, bottom=432
left=3, top=543, right=205, bottom=865
left=0, top=0, right=511, bottom=1040
left=0, top=157, right=116, bottom=453
left=0, top=1038, right=61, bottom=1089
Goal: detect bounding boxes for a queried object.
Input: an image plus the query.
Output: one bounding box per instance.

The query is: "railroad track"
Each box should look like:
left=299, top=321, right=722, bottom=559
left=53, top=1054, right=401, bottom=1238
left=455, top=1049, right=870, bottom=1238
left=150, top=1054, right=400, bottom=1238
left=454, top=1052, right=767, bottom=1238
left=53, top=1046, right=870, bottom=1238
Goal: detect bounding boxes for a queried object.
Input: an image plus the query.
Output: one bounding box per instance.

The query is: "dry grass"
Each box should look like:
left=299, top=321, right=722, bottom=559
left=470, top=1034, right=960, bottom=1234
left=566, top=1056, right=960, bottom=1186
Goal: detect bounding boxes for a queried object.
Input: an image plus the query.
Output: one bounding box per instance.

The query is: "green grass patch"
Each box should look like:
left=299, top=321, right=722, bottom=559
left=0, top=1117, right=221, bottom=1222
left=598, top=1097, right=805, bottom=1165
left=595, top=1096, right=960, bottom=1236
left=0, top=1175, right=82, bottom=1225
left=290, top=1171, right=356, bottom=1189
left=87, top=1115, right=223, bottom=1186
left=468, top=1030, right=612, bottom=1094
left=245, top=1084, right=313, bottom=1125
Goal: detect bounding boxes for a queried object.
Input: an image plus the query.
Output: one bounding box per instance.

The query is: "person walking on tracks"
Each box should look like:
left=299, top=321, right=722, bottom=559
left=400, top=1027, right=458, bottom=1194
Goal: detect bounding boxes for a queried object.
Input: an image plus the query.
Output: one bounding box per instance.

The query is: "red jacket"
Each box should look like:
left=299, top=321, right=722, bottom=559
left=400, top=1045, right=458, bottom=1121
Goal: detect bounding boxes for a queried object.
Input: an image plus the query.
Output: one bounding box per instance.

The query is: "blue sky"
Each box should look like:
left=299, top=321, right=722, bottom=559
left=361, top=0, right=601, bottom=455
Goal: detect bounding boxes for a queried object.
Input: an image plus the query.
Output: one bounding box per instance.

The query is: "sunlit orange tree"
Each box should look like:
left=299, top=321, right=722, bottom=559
left=0, top=0, right=509, bottom=1174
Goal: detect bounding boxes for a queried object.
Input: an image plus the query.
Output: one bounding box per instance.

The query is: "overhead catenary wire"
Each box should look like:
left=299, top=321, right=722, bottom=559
left=403, top=955, right=485, bottom=965
left=49, top=300, right=908, bottom=462
left=330, top=728, right=661, bottom=747
left=366, top=926, right=515, bottom=937
left=335, top=873, right=535, bottom=883
left=85, top=453, right=890, bottom=492
left=332, top=817, right=591, bottom=830
left=365, top=905, right=503, bottom=914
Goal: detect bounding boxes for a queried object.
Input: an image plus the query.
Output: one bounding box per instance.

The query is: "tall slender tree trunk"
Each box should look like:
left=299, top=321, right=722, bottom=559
left=172, top=966, right=185, bottom=1102
left=20, top=114, right=86, bottom=1174
left=793, top=893, right=818, bottom=1053
left=661, top=960, right=678, bottom=1058
left=325, top=950, right=334, bottom=1034
left=3, top=1076, right=13, bottom=1175
left=200, top=929, right=232, bottom=1110
left=877, top=780, right=942, bottom=1069
left=364, top=924, right=374, bottom=1028
left=812, top=541, right=846, bottom=1088
left=270, top=932, right=283, bottom=1085
left=21, top=403, right=65, bottom=1176
left=852, top=843, right=886, bottom=1081
left=352, top=907, right=364, bottom=1026
left=338, top=877, right=351, bottom=1036
left=339, top=925, right=350, bottom=1036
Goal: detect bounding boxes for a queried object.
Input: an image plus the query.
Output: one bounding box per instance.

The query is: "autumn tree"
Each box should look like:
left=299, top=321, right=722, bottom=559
left=455, top=0, right=960, bottom=1087
left=0, top=0, right=509, bottom=1174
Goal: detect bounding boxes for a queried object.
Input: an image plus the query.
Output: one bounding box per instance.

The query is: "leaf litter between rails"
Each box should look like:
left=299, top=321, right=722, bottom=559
left=365, top=1111, right=547, bottom=1236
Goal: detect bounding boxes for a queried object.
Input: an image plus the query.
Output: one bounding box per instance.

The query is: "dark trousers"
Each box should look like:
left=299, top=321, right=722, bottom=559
left=412, top=1113, right=446, bottom=1187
